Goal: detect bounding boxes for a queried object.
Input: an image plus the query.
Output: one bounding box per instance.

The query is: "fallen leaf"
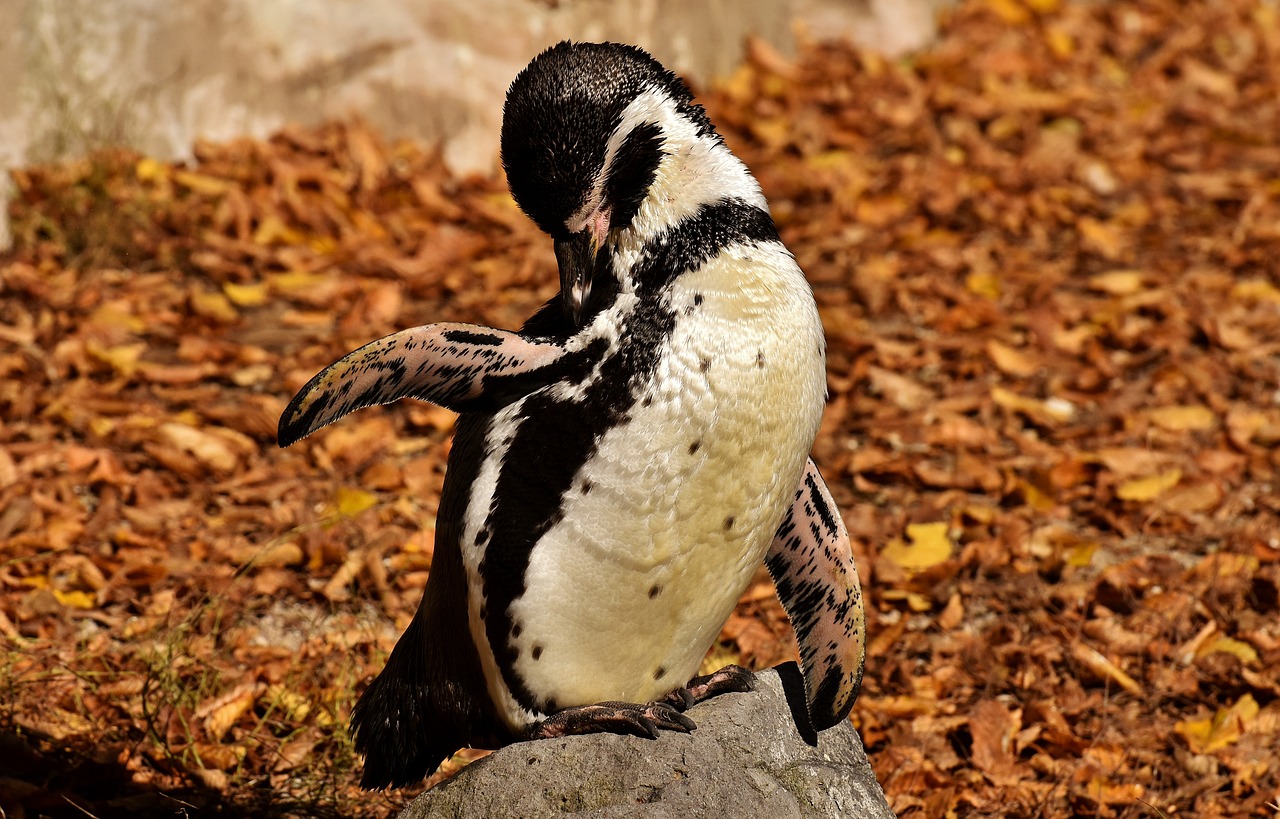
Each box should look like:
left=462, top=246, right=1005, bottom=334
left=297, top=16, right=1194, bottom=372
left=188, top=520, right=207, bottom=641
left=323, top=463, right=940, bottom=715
left=882, top=522, right=954, bottom=573
left=1115, top=469, right=1182, bottom=501
left=1176, top=694, right=1259, bottom=754
left=1148, top=405, right=1216, bottom=432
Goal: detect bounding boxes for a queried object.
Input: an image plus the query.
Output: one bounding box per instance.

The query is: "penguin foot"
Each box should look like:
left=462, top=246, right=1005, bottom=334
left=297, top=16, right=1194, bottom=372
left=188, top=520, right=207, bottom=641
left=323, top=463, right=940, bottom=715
left=662, top=664, right=756, bottom=710
left=525, top=701, right=697, bottom=740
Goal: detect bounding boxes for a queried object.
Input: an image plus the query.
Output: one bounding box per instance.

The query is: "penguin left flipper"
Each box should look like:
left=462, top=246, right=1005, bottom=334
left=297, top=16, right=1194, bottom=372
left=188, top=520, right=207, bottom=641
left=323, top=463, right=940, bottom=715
left=766, top=458, right=867, bottom=731
left=278, top=323, right=586, bottom=446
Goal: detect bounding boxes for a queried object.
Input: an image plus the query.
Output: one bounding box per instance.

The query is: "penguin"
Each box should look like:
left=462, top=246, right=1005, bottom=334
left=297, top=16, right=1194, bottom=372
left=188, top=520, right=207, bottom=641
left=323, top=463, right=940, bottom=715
left=278, top=41, right=866, bottom=790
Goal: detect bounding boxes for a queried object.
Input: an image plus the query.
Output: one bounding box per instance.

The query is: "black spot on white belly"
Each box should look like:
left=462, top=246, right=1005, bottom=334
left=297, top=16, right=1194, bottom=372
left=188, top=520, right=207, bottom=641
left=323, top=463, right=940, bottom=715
left=648, top=584, right=662, bottom=599
left=756, top=350, right=766, bottom=368
left=723, top=516, right=735, bottom=530
left=512, top=623, right=522, bottom=638
left=532, top=645, right=543, bottom=660
left=694, top=293, right=704, bottom=306
left=699, top=357, right=711, bottom=372
left=688, top=440, right=700, bottom=455
left=653, top=666, right=666, bottom=680
left=581, top=479, right=593, bottom=494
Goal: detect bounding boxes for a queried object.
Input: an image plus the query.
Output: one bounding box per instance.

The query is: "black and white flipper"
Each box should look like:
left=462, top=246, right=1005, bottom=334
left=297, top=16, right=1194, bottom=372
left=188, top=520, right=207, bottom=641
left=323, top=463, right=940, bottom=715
left=767, top=458, right=866, bottom=730
left=278, top=323, right=590, bottom=446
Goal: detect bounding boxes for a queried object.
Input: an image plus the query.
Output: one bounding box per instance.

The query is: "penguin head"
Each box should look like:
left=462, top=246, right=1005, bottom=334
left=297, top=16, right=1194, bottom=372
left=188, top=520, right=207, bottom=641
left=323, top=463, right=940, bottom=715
left=501, top=41, right=719, bottom=324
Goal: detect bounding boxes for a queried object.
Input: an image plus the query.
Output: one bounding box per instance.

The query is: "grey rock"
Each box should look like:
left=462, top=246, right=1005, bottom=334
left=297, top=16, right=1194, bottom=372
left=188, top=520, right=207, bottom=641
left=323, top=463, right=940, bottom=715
left=398, top=664, right=895, bottom=819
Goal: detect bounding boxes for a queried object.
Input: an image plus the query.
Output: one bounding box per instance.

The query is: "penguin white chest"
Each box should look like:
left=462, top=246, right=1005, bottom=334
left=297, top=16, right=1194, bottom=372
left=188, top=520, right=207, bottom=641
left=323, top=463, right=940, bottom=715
left=497, top=246, right=826, bottom=722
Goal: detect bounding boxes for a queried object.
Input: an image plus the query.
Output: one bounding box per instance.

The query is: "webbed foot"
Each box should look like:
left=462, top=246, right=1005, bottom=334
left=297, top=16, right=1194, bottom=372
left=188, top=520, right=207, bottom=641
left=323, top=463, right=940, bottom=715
left=525, top=700, right=696, bottom=740
left=660, top=664, right=755, bottom=710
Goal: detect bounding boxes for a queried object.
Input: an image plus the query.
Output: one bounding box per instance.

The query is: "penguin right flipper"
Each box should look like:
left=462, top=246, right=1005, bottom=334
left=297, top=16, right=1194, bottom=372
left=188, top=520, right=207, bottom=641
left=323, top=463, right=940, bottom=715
left=278, top=323, right=585, bottom=446
left=766, top=458, right=867, bottom=731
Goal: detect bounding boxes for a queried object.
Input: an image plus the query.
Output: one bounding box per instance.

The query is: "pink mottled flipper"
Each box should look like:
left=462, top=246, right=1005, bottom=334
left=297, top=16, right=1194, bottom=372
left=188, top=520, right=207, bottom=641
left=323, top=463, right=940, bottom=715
left=278, top=323, right=580, bottom=446
left=766, top=458, right=866, bottom=730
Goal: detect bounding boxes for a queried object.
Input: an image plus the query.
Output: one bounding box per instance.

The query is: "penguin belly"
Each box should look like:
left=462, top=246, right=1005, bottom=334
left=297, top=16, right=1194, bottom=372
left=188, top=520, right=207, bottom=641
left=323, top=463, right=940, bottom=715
left=492, top=251, right=826, bottom=729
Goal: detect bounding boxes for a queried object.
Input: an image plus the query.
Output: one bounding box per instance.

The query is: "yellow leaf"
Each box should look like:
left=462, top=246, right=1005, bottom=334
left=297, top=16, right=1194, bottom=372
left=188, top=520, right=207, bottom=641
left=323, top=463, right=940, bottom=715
left=881, top=589, right=934, bottom=611
left=1176, top=694, right=1259, bottom=754
left=1232, top=278, right=1280, bottom=304
left=1088, top=269, right=1145, bottom=295
left=1066, top=541, right=1099, bottom=568
left=883, top=522, right=954, bottom=573
left=334, top=486, right=379, bottom=518
left=1149, top=405, right=1216, bottom=432
left=222, top=281, right=270, bottom=307
left=986, top=0, right=1031, bottom=24
left=1019, top=479, right=1055, bottom=511
left=1045, top=27, right=1074, bottom=59
left=173, top=170, right=232, bottom=196
left=86, top=340, right=147, bottom=377
left=1198, top=637, right=1259, bottom=665
left=967, top=271, right=998, bottom=300
left=699, top=643, right=741, bottom=677
left=191, top=290, right=239, bottom=323
left=1116, top=469, right=1181, bottom=501
left=53, top=589, right=95, bottom=609
left=135, top=157, right=170, bottom=183
left=252, top=213, right=305, bottom=246
left=265, top=684, right=312, bottom=722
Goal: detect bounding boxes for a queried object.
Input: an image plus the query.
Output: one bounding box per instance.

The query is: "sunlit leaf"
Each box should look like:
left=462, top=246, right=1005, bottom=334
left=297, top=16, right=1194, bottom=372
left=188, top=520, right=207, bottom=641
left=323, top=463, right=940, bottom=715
left=1149, top=405, right=1216, bottom=432
left=1175, top=694, right=1259, bottom=754
left=334, top=486, right=379, bottom=518
left=883, top=522, right=954, bottom=573
left=1116, top=469, right=1181, bottom=501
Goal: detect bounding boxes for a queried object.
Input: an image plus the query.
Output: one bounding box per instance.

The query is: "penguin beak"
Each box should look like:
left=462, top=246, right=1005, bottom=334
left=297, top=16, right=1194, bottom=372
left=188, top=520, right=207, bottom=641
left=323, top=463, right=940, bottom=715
left=555, top=232, right=596, bottom=326
left=555, top=206, right=611, bottom=326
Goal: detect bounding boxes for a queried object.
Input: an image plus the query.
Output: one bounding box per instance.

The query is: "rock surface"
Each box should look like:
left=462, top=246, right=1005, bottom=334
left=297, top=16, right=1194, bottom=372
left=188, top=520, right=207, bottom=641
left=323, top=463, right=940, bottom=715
left=398, top=664, right=896, bottom=819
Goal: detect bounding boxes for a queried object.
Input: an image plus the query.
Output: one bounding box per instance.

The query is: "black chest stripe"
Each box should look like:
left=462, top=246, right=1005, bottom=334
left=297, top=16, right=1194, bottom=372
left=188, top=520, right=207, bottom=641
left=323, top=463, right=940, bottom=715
left=479, top=197, right=781, bottom=713
left=632, top=199, right=780, bottom=297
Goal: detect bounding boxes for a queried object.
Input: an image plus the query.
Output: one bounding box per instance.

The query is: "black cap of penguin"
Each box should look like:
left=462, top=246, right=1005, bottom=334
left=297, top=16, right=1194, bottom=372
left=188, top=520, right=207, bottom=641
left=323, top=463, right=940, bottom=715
left=500, top=41, right=718, bottom=325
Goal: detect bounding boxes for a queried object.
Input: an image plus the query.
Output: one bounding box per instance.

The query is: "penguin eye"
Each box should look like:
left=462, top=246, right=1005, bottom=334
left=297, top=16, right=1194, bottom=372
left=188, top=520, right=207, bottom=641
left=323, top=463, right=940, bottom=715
left=603, top=121, right=665, bottom=231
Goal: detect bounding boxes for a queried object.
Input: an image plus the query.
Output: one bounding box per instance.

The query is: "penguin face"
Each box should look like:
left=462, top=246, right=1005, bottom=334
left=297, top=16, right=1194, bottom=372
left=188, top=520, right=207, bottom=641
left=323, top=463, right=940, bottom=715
left=501, top=41, right=718, bottom=324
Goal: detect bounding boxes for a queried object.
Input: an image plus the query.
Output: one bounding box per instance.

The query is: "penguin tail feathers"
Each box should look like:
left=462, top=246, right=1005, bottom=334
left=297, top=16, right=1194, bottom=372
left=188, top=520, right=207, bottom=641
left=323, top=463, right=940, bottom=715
left=349, top=616, right=479, bottom=790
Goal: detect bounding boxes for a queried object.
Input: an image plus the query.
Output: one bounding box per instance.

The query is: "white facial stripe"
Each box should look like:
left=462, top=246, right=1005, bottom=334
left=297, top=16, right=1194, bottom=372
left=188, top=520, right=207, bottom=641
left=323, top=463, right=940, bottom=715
left=569, top=86, right=768, bottom=238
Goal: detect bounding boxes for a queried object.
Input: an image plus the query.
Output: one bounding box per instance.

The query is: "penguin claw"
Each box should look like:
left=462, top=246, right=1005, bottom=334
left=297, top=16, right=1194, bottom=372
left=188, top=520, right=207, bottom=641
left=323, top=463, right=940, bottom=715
left=525, top=700, right=696, bottom=741
left=661, top=686, right=696, bottom=711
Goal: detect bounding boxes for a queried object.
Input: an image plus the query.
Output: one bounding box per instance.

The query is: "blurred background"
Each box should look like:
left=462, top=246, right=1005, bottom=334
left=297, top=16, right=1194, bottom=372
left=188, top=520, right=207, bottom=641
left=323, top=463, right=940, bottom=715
left=0, top=0, right=949, bottom=246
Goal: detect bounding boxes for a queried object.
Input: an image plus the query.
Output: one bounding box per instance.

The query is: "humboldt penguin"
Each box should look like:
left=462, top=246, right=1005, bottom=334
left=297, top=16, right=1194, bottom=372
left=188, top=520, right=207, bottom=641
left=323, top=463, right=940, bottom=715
left=278, top=40, right=866, bottom=789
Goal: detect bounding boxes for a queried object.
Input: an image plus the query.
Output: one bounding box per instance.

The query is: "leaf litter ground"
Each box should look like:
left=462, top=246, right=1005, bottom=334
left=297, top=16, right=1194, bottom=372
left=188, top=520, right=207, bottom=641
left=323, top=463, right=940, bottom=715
left=2, top=0, right=1279, bottom=816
